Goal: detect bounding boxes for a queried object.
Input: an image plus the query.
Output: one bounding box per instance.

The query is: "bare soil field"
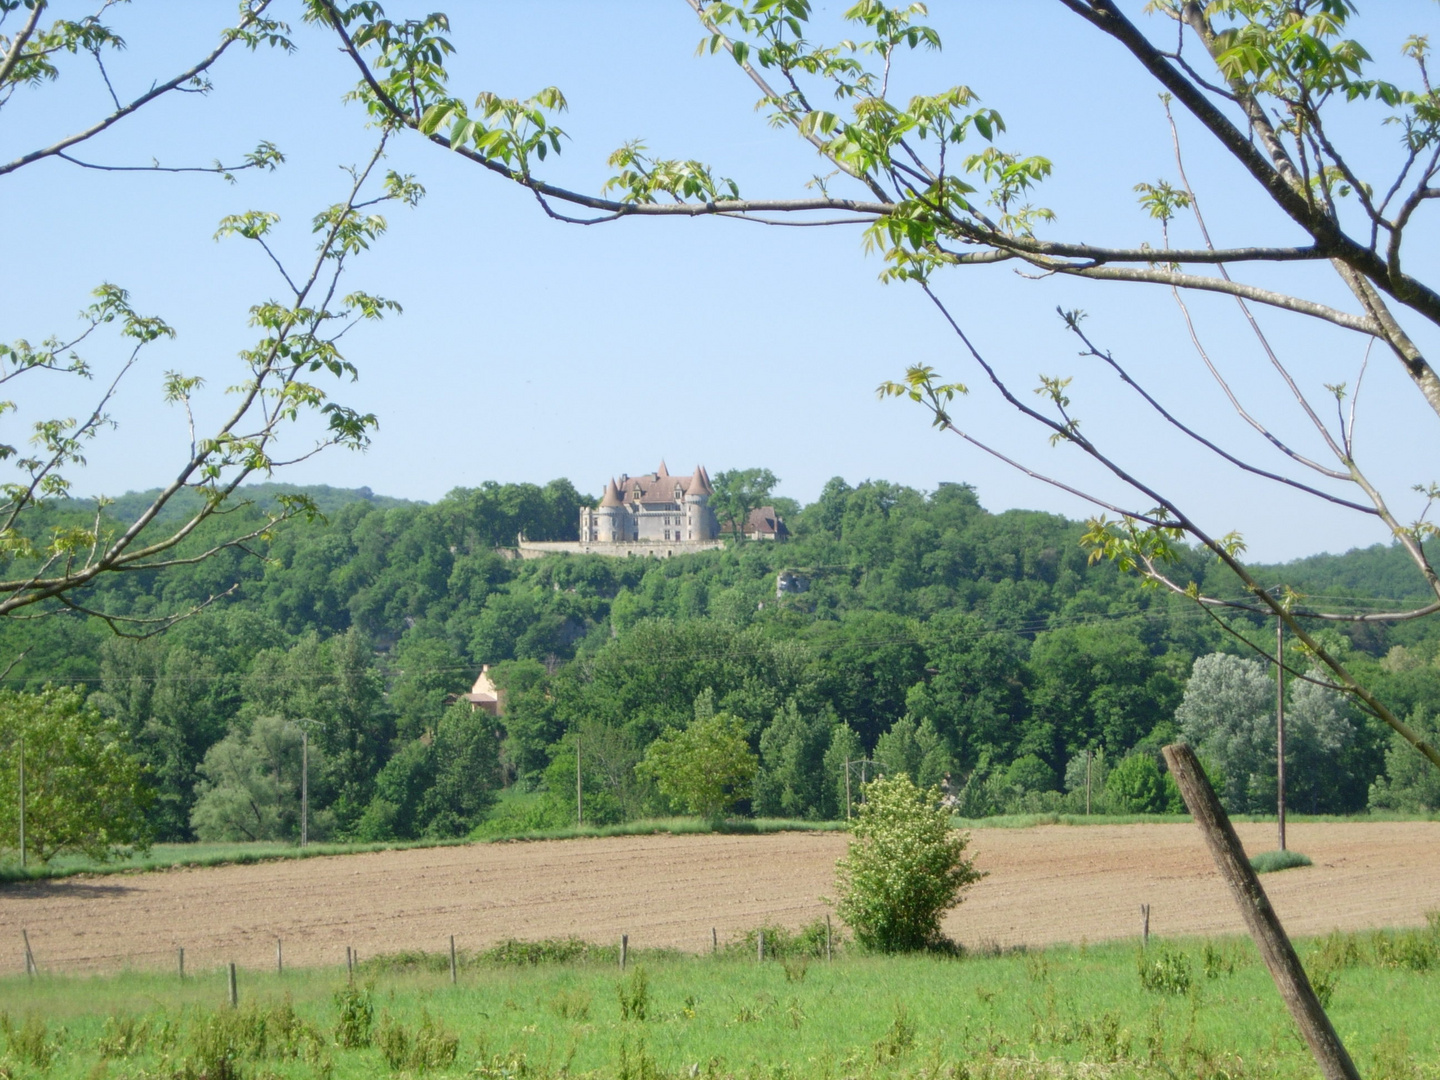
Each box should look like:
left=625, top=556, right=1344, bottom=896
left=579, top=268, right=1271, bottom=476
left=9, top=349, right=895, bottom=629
left=3, top=821, right=1437, bottom=975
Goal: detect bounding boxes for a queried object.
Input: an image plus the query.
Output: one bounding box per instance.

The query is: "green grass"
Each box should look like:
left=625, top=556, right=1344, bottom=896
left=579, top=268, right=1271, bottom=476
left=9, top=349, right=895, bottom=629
left=5, top=924, right=1440, bottom=1080
left=1249, top=849, right=1314, bottom=874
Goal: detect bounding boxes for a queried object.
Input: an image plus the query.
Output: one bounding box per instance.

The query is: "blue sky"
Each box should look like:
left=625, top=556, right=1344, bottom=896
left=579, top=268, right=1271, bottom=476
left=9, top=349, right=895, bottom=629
left=3, top=1, right=1438, bottom=562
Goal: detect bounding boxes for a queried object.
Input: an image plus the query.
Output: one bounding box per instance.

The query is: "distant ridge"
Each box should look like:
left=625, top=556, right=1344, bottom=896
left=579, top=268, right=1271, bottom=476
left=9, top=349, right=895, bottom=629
left=62, top=483, right=419, bottom=529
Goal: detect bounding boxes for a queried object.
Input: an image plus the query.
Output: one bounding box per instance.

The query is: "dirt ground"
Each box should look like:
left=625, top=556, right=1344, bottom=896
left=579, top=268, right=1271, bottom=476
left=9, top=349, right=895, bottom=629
left=3, top=821, right=1437, bottom=975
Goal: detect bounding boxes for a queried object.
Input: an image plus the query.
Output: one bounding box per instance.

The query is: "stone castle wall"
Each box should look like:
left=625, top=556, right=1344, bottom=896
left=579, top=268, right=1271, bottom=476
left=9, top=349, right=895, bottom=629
left=517, top=538, right=725, bottom=560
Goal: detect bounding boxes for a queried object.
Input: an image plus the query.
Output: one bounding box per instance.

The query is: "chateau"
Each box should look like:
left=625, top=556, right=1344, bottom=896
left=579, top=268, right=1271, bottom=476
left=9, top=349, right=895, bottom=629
left=581, top=462, right=719, bottom=543
left=515, top=461, right=787, bottom=560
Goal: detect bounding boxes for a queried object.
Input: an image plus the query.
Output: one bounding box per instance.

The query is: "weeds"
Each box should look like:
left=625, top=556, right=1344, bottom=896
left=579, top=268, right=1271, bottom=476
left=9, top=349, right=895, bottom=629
left=872, top=1006, right=916, bottom=1063
left=332, top=983, right=374, bottom=1049
left=1137, top=947, right=1192, bottom=995
left=730, top=920, right=836, bottom=962
left=374, top=1009, right=458, bottom=1072
left=549, top=988, right=592, bottom=1021
left=618, top=967, right=650, bottom=1022
left=2, top=1013, right=58, bottom=1069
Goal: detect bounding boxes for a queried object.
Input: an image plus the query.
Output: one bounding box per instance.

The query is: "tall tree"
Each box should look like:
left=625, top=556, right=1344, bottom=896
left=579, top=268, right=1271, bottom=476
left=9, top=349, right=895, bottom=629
left=709, top=468, right=779, bottom=542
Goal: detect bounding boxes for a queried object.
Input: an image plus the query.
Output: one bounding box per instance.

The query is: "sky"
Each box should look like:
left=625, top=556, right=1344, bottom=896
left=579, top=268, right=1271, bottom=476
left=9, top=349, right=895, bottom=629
left=3, top=0, right=1439, bottom=563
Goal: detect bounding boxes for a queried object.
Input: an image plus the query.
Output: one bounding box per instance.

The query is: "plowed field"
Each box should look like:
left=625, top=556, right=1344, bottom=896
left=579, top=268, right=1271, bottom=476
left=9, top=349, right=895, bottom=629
left=3, top=821, right=1437, bottom=975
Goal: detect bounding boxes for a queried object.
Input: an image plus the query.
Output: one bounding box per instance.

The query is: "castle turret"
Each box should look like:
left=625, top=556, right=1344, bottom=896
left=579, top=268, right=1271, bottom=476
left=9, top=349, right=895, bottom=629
left=596, top=477, right=623, bottom=541
left=683, top=464, right=716, bottom=541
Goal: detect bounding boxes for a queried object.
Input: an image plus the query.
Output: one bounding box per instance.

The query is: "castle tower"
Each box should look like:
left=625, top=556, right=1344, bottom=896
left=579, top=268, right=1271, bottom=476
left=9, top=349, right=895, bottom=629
left=683, top=464, right=716, bottom=541
left=596, top=477, right=623, bottom=541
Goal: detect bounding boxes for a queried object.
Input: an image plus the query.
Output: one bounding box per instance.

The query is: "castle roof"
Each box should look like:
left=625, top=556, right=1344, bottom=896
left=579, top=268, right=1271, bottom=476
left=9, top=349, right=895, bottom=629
left=687, top=464, right=712, bottom=496
left=599, top=478, right=623, bottom=508
left=604, top=463, right=710, bottom=505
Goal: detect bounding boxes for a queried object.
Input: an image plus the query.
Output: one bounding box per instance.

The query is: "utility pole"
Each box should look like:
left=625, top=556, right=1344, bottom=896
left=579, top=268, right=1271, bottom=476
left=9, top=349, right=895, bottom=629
left=301, top=726, right=309, bottom=848
left=575, top=727, right=583, bottom=826
left=1276, top=615, right=1287, bottom=852
left=1085, top=748, right=1092, bottom=817
left=844, top=759, right=851, bottom=821
left=17, top=734, right=24, bottom=870
left=291, top=718, right=322, bottom=848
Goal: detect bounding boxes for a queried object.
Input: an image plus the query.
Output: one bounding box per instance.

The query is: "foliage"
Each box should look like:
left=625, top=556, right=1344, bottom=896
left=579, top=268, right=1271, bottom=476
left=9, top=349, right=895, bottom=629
left=835, top=773, right=983, bottom=952
left=710, top=467, right=779, bottom=540
left=636, top=712, right=757, bottom=820
left=1104, top=754, right=1168, bottom=815
left=1176, top=653, right=1276, bottom=812
left=0, top=685, right=150, bottom=862
left=190, top=716, right=315, bottom=843
left=1250, top=849, right=1314, bottom=874
left=1370, top=706, right=1440, bottom=813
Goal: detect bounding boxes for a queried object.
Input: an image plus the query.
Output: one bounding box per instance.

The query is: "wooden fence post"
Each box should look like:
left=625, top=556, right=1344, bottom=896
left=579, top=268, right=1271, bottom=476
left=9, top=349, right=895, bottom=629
left=276, top=939, right=283, bottom=975
left=826, top=915, right=833, bottom=961
left=21, top=929, right=35, bottom=977
left=620, top=934, right=628, bottom=971
left=1162, top=743, right=1361, bottom=1080
left=711, top=927, right=717, bottom=954
left=1140, top=904, right=1150, bottom=948
left=449, top=935, right=457, bottom=985
left=178, top=946, right=185, bottom=981
left=346, top=946, right=354, bottom=983
left=757, top=930, right=765, bottom=963
left=227, top=962, right=238, bottom=1008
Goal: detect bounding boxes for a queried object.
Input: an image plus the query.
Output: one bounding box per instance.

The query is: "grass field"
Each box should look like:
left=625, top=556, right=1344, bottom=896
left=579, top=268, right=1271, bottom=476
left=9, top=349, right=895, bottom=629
left=5, top=920, right=1439, bottom=1080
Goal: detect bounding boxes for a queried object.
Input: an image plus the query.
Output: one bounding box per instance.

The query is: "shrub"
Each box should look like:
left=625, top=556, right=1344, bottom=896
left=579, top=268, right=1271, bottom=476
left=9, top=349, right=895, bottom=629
left=1105, top=754, right=1167, bottom=814
left=835, top=773, right=984, bottom=952
left=1250, top=849, right=1313, bottom=874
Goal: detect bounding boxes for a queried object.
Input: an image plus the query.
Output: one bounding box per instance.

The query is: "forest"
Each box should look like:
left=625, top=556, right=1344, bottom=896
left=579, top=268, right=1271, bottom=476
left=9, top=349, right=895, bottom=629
left=4, top=475, right=1440, bottom=851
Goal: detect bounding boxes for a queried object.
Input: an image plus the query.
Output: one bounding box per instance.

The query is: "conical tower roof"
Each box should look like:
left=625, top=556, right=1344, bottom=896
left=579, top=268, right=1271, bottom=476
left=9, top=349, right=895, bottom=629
left=687, top=464, right=712, bottom=496
left=599, top=478, right=622, bottom=508
left=657, top=459, right=669, bottom=477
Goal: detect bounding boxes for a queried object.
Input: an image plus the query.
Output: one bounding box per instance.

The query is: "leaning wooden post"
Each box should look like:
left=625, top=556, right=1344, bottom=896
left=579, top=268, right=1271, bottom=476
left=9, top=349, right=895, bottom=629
left=620, top=934, right=628, bottom=971
left=1162, top=744, right=1360, bottom=1080
left=449, top=935, right=457, bottom=984
left=227, top=962, right=238, bottom=1008
left=276, top=938, right=283, bottom=975
left=1140, top=904, right=1150, bottom=948
left=21, top=929, right=35, bottom=977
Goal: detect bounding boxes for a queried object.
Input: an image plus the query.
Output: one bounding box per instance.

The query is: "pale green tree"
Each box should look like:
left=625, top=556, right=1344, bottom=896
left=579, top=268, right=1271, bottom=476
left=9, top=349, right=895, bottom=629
left=635, top=712, right=758, bottom=821
left=1176, top=652, right=1274, bottom=813
left=190, top=716, right=320, bottom=843
left=0, top=686, right=151, bottom=863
